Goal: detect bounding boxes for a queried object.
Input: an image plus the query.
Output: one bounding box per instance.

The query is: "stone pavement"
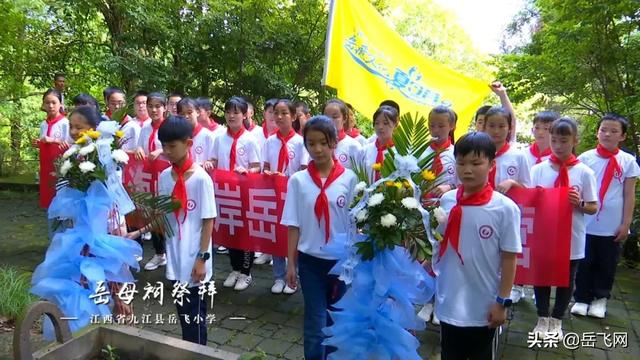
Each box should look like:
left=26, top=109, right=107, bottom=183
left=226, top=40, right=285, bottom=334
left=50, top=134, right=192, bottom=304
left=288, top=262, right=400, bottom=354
left=1, top=191, right=640, bottom=359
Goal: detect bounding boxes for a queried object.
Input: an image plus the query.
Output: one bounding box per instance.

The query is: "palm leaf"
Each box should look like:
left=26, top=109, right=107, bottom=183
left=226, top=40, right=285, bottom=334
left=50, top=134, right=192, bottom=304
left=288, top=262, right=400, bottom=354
left=350, top=155, right=371, bottom=185
left=128, top=191, right=180, bottom=237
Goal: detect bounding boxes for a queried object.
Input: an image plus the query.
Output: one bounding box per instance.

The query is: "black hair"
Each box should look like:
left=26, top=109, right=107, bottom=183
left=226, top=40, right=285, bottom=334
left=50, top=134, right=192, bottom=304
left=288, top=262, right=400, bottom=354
left=262, top=98, right=277, bottom=111
left=294, top=101, right=310, bottom=115
left=158, top=115, right=194, bottom=143
left=598, top=113, right=629, bottom=134
left=177, top=97, right=198, bottom=114
left=225, top=96, right=248, bottom=114
left=70, top=105, right=101, bottom=129
left=372, top=105, right=399, bottom=126
left=322, top=98, right=349, bottom=122
left=454, top=132, right=497, bottom=162
left=533, top=111, right=560, bottom=125
left=429, top=105, right=458, bottom=144
left=275, top=99, right=297, bottom=117
left=43, top=88, right=62, bottom=103
left=379, top=99, right=400, bottom=114
left=106, top=87, right=125, bottom=101
left=195, top=97, right=212, bottom=111
left=103, top=86, right=120, bottom=102
left=485, top=106, right=513, bottom=141
left=147, top=92, right=167, bottom=106
left=550, top=117, right=578, bottom=137
left=168, top=92, right=183, bottom=99
left=54, top=73, right=65, bottom=80
left=303, top=115, right=338, bottom=149
left=72, top=93, right=101, bottom=113
left=133, top=90, right=148, bottom=101
left=474, top=105, right=492, bottom=122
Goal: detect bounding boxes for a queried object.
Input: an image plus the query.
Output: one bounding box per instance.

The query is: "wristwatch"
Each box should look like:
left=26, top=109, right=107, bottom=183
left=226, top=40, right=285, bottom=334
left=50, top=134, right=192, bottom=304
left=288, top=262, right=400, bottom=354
left=496, top=296, right=513, bottom=308
left=197, top=251, right=210, bottom=261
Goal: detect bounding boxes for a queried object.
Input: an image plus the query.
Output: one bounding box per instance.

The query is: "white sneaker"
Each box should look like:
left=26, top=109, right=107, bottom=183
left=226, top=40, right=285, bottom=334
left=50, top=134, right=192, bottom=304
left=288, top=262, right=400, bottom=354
left=142, top=232, right=152, bottom=241
left=548, top=317, right=563, bottom=340
left=587, top=298, right=607, bottom=318
left=223, top=271, right=240, bottom=288
left=216, top=246, right=229, bottom=254
left=271, top=279, right=286, bottom=294
left=234, top=274, right=252, bottom=291
left=417, top=303, right=434, bottom=322
left=134, top=254, right=143, bottom=262
left=510, top=285, right=524, bottom=303
left=283, top=284, right=297, bottom=294
left=144, top=254, right=166, bottom=270
left=570, top=302, right=589, bottom=316
left=432, top=312, right=440, bottom=325
left=533, top=317, right=550, bottom=337
left=254, top=253, right=272, bottom=265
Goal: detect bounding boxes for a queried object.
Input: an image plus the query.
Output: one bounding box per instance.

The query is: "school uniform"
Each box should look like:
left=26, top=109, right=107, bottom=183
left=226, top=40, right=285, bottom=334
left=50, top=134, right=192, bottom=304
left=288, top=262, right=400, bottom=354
left=39, top=114, right=70, bottom=143
left=574, top=148, right=640, bottom=303
left=434, top=187, right=522, bottom=359
left=281, top=164, right=357, bottom=359
left=159, top=165, right=216, bottom=345
left=190, top=126, right=216, bottom=165
left=334, top=134, right=362, bottom=170
left=250, top=124, right=270, bottom=155
left=530, top=159, right=597, bottom=319
left=423, top=142, right=457, bottom=187
left=119, top=116, right=141, bottom=152
left=491, top=145, right=531, bottom=188
left=359, top=141, right=394, bottom=183
left=346, top=129, right=367, bottom=146
left=525, top=143, right=552, bottom=169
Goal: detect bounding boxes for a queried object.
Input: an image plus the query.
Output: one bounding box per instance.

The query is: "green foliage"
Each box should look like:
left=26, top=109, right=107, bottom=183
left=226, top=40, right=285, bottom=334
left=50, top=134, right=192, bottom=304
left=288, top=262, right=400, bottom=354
left=0, top=265, right=37, bottom=321
left=101, top=344, right=120, bottom=360
left=128, top=191, right=181, bottom=238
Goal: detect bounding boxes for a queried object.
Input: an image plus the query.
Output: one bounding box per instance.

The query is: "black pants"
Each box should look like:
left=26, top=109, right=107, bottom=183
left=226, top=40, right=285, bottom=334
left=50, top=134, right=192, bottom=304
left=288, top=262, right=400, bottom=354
left=229, top=248, right=253, bottom=275
left=534, top=259, right=579, bottom=319
left=173, top=282, right=207, bottom=345
left=574, top=234, right=621, bottom=303
left=440, top=322, right=496, bottom=360
left=151, top=231, right=165, bottom=255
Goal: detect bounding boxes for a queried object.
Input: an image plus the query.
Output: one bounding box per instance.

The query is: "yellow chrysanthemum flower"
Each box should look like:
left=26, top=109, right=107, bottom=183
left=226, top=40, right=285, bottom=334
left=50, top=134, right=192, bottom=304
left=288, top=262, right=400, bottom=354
left=394, top=181, right=403, bottom=189
left=115, top=130, right=124, bottom=138
left=385, top=180, right=395, bottom=187
left=86, top=130, right=101, bottom=140
left=402, top=180, right=411, bottom=188
left=75, top=136, right=88, bottom=145
left=372, top=163, right=382, bottom=171
left=421, top=169, right=436, bottom=181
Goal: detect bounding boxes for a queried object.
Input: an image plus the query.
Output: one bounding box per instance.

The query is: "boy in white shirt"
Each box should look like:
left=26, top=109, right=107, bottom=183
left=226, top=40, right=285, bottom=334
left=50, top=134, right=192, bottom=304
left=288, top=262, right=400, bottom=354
left=572, top=114, right=640, bottom=318
left=434, top=132, right=521, bottom=360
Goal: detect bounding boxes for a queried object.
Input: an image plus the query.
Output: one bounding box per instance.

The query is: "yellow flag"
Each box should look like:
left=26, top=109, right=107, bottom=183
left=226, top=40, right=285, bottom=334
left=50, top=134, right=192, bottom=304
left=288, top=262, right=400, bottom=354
left=322, top=0, right=489, bottom=139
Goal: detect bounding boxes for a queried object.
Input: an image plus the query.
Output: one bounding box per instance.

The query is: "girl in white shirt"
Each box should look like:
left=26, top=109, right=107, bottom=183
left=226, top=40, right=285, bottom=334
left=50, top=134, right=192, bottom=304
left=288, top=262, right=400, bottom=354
left=359, top=105, right=398, bottom=183
left=322, top=99, right=362, bottom=169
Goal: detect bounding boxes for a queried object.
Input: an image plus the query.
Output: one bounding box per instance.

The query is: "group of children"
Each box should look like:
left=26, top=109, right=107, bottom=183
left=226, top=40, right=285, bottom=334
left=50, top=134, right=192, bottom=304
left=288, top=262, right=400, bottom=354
left=36, top=82, right=639, bottom=359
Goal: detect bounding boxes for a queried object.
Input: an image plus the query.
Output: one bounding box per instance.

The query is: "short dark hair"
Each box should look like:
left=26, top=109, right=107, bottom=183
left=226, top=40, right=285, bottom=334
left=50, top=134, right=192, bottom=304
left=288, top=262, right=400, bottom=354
left=133, top=90, right=148, bottom=101
left=533, top=111, right=560, bottom=125
left=106, top=87, right=125, bottom=101
left=177, top=97, right=197, bottom=114
left=322, top=98, right=349, bottom=120
left=103, top=86, right=121, bottom=102
left=550, top=117, right=578, bottom=137
left=372, top=105, right=399, bottom=125
left=275, top=99, right=297, bottom=116
left=43, top=88, right=62, bottom=103
left=264, top=98, right=278, bottom=111
left=54, top=73, right=65, bottom=80
left=474, top=105, right=492, bottom=122
left=147, top=92, right=167, bottom=106
left=429, top=105, right=458, bottom=143
left=454, top=132, right=496, bottom=162
left=70, top=105, right=102, bottom=129
left=294, top=101, right=310, bottom=115
left=225, top=96, right=248, bottom=114
left=72, top=93, right=101, bottom=113
left=598, top=113, right=629, bottom=134
left=303, top=115, right=338, bottom=149
left=379, top=99, right=400, bottom=114
left=158, top=115, right=193, bottom=143
left=168, top=92, right=183, bottom=99
left=196, top=97, right=212, bottom=111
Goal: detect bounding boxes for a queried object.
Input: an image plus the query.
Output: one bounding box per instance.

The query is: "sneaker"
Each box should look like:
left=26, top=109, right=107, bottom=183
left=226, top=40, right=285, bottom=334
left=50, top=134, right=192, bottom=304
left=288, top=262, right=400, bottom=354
left=271, top=279, right=286, bottom=294
left=223, top=271, right=240, bottom=288
left=144, top=254, right=166, bottom=270
left=548, top=317, right=564, bottom=340
left=254, top=253, right=272, bottom=265
left=510, top=285, right=524, bottom=303
left=216, top=246, right=229, bottom=254
left=134, top=254, right=143, bottom=262
left=432, top=312, right=440, bottom=325
left=234, top=274, right=252, bottom=291
left=570, top=302, right=589, bottom=316
left=283, top=284, right=297, bottom=294
left=587, top=298, right=607, bottom=318
left=417, top=303, right=434, bottom=322
left=533, top=317, right=550, bottom=337
left=142, top=232, right=152, bottom=241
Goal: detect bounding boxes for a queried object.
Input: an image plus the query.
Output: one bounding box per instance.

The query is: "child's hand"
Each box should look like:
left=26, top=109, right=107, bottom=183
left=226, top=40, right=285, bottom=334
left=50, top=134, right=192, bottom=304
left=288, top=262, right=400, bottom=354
left=125, top=230, right=141, bottom=240
left=263, top=169, right=273, bottom=175
left=487, top=302, right=507, bottom=328
left=234, top=166, right=248, bottom=174
left=490, top=81, right=508, bottom=96
left=286, top=263, right=298, bottom=290
left=58, top=141, right=70, bottom=151
left=134, top=147, right=146, bottom=161
left=203, top=161, right=214, bottom=171
left=191, top=259, right=207, bottom=283
left=568, top=189, right=581, bottom=207
left=496, top=179, right=514, bottom=194
left=148, top=149, right=162, bottom=161
left=32, top=138, right=40, bottom=147
left=614, top=223, right=630, bottom=242
left=430, top=184, right=451, bottom=198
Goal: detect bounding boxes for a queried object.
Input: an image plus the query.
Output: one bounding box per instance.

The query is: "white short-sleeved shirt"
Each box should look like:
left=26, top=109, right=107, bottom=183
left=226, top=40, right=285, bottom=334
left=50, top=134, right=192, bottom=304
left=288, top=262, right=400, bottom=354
left=209, top=123, right=227, bottom=140
left=494, top=147, right=532, bottom=187
left=349, top=134, right=367, bottom=146
left=212, top=130, right=261, bottom=171
left=579, top=149, right=640, bottom=236
left=524, top=145, right=552, bottom=169
left=263, top=133, right=309, bottom=176
left=39, top=117, right=70, bottom=142
left=367, top=134, right=377, bottom=144
left=434, top=190, right=522, bottom=327
left=335, top=136, right=362, bottom=169
left=132, top=117, right=150, bottom=129
left=250, top=125, right=268, bottom=152
left=359, top=142, right=393, bottom=183
left=281, top=168, right=357, bottom=259
left=422, top=144, right=457, bottom=187
left=531, top=161, right=598, bottom=259
left=159, top=165, right=217, bottom=287
left=191, top=127, right=216, bottom=165
left=119, top=118, right=142, bottom=151
left=138, top=121, right=163, bottom=154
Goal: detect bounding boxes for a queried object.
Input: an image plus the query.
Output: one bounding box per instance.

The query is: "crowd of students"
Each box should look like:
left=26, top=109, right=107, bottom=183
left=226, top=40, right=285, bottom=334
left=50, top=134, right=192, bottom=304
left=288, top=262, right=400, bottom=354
left=35, top=81, right=639, bottom=359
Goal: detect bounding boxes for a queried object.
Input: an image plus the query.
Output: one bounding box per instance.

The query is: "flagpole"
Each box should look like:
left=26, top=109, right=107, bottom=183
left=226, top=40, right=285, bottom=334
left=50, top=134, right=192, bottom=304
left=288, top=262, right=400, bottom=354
left=321, top=0, right=336, bottom=86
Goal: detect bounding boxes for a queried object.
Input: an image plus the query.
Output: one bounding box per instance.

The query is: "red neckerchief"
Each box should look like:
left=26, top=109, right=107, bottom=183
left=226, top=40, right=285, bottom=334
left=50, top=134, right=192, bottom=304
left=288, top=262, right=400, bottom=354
left=263, top=125, right=270, bottom=139
left=550, top=154, right=580, bottom=187
left=307, top=159, right=346, bottom=243
left=338, top=129, right=346, bottom=142
left=192, top=123, right=203, bottom=138
left=228, top=127, right=245, bottom=170
left=137, top=114, right=149, bottom=127
left=488, top=142, right=511, bottom=188
left=105, top=109, right=112, bottom=118
left=208, top=121, right=219, bottom=132
left=46, top=113, right=65, bottom=137
left=171, top=156, right=194, bottom=238
left=439, top=184, right=493, bottom=264
left=276, top=129, right=296, bottom=173
left=148, top=118, right=164, bottom=153
left=248, top=123, right=256, bottom=131
left=596, top=144, right=621, bottom=212
left=530, top=142, right=552, bottom=164
left=374, top=139, right=393, bottom=181
left=430, top=139, right=452, bottom=176
left=347, top=128, right=361, bottom=138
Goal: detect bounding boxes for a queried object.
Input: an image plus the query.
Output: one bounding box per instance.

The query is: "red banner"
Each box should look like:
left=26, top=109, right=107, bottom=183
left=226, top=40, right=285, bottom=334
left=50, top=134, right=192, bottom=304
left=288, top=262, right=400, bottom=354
left=39, top=143, right=64, bottom=208
left=123, top=154, right=170, bottom=194
left=209, top=169, right=289, bottom=257
left=507, top=187, right=573, bottom=287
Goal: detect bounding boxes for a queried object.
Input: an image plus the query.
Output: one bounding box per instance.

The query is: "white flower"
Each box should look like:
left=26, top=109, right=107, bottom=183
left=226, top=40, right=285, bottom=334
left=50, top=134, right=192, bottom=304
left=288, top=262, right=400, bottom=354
left=78, top=161, right=96, bottom=173
left=78, top=143, right=96, bottom=156
left=433, top=206, right=448, bottom=225
left=62, top=146, right=78, bottom=159
left=354, top=181, right=367, bottom=194
left=356, top=209, right=368, bottom=222
left=367, top=193, right=384, bottom=207
left=60, top=160, right=73, bottom=176
left=401, top=197, right=419, bottom=210
left=111, top=149, right=129, bottom=164
left=380, top=213, right=397, bottom=227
